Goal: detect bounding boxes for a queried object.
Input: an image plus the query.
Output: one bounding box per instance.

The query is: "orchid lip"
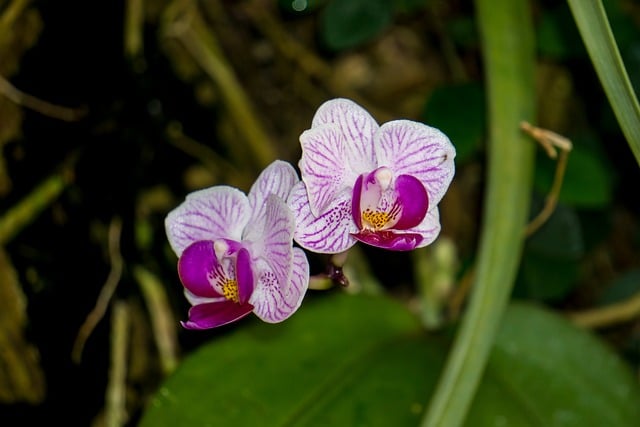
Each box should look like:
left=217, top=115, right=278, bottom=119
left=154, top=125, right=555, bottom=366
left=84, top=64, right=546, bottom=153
left=178, top=239, right=255, bottom=305
left=235, top=247, right=254, bottom=305
left=351, top=168, right=429, bottom=234
left=393, top=174, right=429, bottom=230
left=351, top=230, right=424, bottom=251
left=178, top=240, right=223, bottom=299
left=182, top=300, right=254, bottom=330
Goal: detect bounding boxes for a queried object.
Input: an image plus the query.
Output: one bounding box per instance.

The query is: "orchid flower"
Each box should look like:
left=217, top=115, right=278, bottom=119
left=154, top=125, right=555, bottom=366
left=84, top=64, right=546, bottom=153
left=289, top=98, right=456, bottom=253
left=165, top=160, right=309, bottom=330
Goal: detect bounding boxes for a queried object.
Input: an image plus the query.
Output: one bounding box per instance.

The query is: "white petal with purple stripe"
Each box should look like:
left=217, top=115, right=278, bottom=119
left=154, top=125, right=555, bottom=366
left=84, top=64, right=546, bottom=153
left=165, top=186, right=250, bottom=256
left=374, top=120, right=456, bottom=207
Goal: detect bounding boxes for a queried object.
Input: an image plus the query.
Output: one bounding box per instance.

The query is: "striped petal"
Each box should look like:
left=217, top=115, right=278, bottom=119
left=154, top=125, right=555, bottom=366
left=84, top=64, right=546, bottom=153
left=374, top=120, right=456, bottom=207
left=165, top=186, right=250, bottom=256
left=311, top=98, right=378, bottom=170
left=244, top=194, right=294, bottom=291
left=299, top=125, right=355, bottom=216
left=408, top=208, right=442, bottom=249
left=250, top=248, right=309, bottom=323
left=288, top=181, right=357, bottom=254
left=248, top=160, right=299, bottom=224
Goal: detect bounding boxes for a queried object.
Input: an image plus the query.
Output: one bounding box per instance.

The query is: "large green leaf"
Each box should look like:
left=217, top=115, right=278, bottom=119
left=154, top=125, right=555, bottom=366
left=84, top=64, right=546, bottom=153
left=139, top=293, right=444, bottom=427
left=139, top=293, right=640, bottom=427
left=479, top=302, right=640, bottom=427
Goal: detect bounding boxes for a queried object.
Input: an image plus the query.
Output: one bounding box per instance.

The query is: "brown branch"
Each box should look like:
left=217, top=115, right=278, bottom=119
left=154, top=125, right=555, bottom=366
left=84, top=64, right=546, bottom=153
left=133, top=265, right=179, bottom=375
left=0, top=73, right=87, bottom=121
left=72, top=217, right=124, bottom=363
left=520, top=121, right=573, bottom=236
left=567, top=290, right=640, bottom=329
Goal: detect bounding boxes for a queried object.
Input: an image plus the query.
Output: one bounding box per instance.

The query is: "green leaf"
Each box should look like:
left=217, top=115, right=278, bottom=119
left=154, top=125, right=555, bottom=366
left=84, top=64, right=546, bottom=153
left=476, top=302, right=640, bottom=427
left=423, top=82, right=486, bottom=164
left=516, top=251, right=580, bottom=302
left=567, top=0, right=640, bottom=167
left=139, top=294, right=640, bottom=427
left=320, top=0, right=393, bottom=51
left=534, top=136, right=614, bottom=208
left=139, top=293, right=444, bottom=427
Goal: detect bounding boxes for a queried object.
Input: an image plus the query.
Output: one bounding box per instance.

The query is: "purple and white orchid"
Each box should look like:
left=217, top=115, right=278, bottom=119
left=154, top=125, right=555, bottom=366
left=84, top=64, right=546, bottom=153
left=289, top=98, right=456, bottom=253
left=165, top=160, right=309, bottom=330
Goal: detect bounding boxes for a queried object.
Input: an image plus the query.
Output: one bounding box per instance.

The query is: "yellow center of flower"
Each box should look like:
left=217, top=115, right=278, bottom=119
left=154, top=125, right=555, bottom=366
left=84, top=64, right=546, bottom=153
left=361, top=202, right=401, bottom=231
left=362, top=208, right=392, bottom=230
left=221, top=279, right=240, bottom=303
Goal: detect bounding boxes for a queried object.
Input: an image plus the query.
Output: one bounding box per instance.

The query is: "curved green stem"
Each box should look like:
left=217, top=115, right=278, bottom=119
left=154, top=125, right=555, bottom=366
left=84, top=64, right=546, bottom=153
left=0, top=172, right=69, bottom=246
left=420, top=1, right=536, bottom=426
left=567, top=0, right=640, bottom=167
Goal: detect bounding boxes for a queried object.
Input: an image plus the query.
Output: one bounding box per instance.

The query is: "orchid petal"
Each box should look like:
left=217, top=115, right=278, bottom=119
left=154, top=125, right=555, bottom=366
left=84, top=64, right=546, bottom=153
left=177, top=240, right=222, bottom=299
left=311, top=98, right=378, bottom=170
left=248, top=160, right=299, bottom=223
left=235, top=247, right=255, bottom=305
left=165, top=186, right=251, bottom=256
left=394, top=174, right=429, bottom=230
left=299, top=125, right=354, bottom=216
left=375, top=120, right=456, bottom=207
left=244, top=194, right=294, bottom=290
left=250, top=248, right=309, bottom=323
left=288, top=181, right=357, bottom=254
left=408, top=207, right=442, bottom=249
left=181, top=300, right=253, bottom=330
left=290, top=247, right=311, bottom=304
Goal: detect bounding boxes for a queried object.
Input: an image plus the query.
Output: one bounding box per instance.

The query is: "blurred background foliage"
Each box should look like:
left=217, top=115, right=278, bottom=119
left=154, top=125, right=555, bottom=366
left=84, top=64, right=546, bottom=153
left=0, top=0, right=639, bottom=426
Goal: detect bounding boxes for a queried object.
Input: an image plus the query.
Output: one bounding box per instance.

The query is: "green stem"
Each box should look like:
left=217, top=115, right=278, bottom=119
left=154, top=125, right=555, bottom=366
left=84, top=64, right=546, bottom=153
left=567, top=0, right=640, bottom=167
left=0, top=172, right=69, bottom=246
left=420, top=1, right=536, bottom=426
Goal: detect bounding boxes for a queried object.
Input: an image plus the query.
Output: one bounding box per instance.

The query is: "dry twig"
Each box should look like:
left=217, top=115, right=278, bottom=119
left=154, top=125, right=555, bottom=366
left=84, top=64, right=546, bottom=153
left=72, top=217, right=124, bottom=363
left=520, top=121, right=573, bottom=236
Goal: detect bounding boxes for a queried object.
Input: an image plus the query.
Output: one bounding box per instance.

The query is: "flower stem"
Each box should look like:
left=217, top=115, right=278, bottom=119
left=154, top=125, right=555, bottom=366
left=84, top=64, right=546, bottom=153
left=420, top=1, right=536, bottom=426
